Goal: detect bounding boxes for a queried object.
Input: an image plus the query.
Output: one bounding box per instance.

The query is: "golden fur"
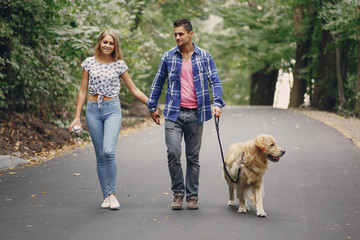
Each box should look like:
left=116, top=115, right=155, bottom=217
left=223, top=134, right=285, bottom=217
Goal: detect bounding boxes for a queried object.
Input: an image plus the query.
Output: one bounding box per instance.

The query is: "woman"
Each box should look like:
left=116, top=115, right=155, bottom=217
left=68, top=30, right=153, bottom=209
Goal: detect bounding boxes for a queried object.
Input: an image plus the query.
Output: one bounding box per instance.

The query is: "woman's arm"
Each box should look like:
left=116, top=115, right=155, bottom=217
left=121, top=71, right=149, bottom=105
left=68, top=69, right=89, bottom=131
left=121, top=71, right=160, bottom=125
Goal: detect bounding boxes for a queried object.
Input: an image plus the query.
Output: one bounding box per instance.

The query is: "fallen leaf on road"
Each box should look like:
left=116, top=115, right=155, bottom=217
left=73, top=173, right=81, bottom=176
left=6, top=199, right=12, bottom=201
left=42, top=191, right=47, bottom=195
left=162, top=192, right=169, bottom=195
left=35, top=205, right=43, bottom=207
left=31, top=195, right=36, bottom=198
left=9, top=172, right=16, bottom=175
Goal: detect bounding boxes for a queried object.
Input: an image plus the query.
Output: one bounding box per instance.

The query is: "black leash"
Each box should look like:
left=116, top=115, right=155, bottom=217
left=214, top=115, right=241, bottom=184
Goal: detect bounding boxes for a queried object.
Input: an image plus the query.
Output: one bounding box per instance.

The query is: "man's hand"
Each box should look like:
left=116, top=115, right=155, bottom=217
left=212, top=106, right=222, bottom=118
left=150, top=109, right=161, bottom=125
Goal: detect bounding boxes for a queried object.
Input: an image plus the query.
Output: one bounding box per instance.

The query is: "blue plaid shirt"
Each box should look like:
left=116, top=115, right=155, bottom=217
left=147, top=43, right=225, bottom=123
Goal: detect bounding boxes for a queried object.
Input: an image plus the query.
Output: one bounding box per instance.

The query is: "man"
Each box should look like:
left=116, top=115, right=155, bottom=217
left=147, top=18, right=225, bottom=210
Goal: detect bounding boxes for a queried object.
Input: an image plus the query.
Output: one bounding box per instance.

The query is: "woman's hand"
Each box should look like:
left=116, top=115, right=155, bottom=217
left=68, top=118, right=82, bottom=132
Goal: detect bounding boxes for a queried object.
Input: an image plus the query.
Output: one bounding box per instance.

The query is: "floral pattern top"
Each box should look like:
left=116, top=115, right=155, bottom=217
left=81, top=56, right=128, bottom=107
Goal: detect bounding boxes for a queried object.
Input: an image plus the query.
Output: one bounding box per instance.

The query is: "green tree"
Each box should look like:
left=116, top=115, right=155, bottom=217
left=319, top=0, right=360, bottom=114
left=288, top=0, right=359, bottom=113
left=0, top=0, right=75, bottom=119
left=214, top=0, right=295, bottom=105
left=0, top=0, right=212, bottom=121
left=289, top=0, right=319, bottom=108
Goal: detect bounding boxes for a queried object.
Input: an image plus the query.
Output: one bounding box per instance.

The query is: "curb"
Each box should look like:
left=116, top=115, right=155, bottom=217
left=0, top=155, right=30, bottom=170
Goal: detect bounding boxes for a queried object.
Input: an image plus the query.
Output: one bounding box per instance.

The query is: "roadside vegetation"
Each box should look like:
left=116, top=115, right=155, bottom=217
left=0, top=0, right=359, bottom=159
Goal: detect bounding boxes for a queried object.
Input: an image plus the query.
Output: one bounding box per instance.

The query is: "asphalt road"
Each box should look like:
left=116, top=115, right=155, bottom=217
left=1, top=106, right=359, bottom=240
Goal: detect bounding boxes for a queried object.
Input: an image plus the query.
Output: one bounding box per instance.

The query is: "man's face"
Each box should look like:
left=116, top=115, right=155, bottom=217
left=174, top=26, right=193, bottom=47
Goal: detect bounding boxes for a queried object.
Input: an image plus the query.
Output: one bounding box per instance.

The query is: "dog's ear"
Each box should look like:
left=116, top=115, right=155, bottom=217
left=255, top=135, right=267, bottom=153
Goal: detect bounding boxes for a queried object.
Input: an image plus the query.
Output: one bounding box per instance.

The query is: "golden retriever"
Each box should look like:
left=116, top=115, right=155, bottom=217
left=223, top=134, right=285, bottom=217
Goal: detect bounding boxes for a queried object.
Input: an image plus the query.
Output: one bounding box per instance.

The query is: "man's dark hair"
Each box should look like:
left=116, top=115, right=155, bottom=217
left=174, top=18, right=193, bottom=32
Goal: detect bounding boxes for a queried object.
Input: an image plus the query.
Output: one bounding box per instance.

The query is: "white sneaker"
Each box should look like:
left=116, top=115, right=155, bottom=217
left=101, top=197, right=110, bottom=208
left=109, top=195, right=120, bottom=209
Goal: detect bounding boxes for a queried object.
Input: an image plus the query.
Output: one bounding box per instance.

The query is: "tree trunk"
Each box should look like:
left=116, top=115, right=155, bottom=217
left=289, top=37, right=309, bottom=107
left=289, top=5, right=313, bottom=108
left=250, top=69, right=278, bottom=105
left=312, top=30, right=337, bottom=110
left=331, top=33, right=346, bottom=110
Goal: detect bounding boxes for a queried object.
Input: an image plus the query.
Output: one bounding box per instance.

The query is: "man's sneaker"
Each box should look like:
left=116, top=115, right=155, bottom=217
left=101, top=197, right=110, bottom=208
left=171, top=195, right=183, bottom=210
left=109, top=195, right=120, bottom=209
left=187, top=197, right=199, bottom=210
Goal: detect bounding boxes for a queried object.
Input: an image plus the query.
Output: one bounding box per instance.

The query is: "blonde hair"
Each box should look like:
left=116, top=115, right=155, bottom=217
left=94, top=30, right=123, bottom=60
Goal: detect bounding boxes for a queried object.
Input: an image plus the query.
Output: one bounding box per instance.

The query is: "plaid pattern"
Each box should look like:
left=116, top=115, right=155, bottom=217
left=147, top=44, right=225, bottom=123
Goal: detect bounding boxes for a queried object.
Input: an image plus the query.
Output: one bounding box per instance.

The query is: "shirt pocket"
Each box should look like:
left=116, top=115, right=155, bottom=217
left=196, top=61, right=210, bottom=86
left=167, top=61, right=179, bottom=83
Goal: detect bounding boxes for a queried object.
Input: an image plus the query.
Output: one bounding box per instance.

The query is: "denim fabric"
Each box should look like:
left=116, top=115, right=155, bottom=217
left=165, top=109, right=203, bottom=201
left=86, top=99, right=122, bottom=198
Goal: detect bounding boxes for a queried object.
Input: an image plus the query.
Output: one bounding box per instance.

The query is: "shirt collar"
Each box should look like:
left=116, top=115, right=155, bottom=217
left=175, top=43, right=200, bottom=56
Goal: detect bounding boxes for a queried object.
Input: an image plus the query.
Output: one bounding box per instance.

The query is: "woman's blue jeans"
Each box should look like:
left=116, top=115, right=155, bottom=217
left=86, top=99, right=122, bottom=198
left=165, top=109, right=203, bottom=201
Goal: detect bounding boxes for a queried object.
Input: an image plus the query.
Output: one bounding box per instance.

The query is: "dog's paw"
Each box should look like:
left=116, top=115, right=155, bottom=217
left=237, top=206, right=249, bottom=213
left=228, top=200, right=235, bottom=206
left=257, top=212, right=267, bottom=218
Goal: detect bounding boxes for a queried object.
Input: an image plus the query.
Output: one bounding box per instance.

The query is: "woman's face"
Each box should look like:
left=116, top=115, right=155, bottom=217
left=100, top=35, right=115, bottom=56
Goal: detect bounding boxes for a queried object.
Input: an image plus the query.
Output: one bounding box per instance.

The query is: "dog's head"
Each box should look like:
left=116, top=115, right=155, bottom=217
left=254, top=134, right=285, bottom=162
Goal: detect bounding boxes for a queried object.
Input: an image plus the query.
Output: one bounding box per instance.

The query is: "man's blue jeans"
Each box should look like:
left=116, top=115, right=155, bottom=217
left=165, top=109, right=203, bottom=201
left=86, top=99, right=122, bottom=198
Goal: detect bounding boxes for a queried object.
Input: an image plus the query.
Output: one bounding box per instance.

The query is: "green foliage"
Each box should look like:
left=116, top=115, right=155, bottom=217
left=11, top=37, right=73, bottom=116
left=320, top=0, right=359, bottom=41
left=52, top=0, right=159, bottom=102
left=222, top=1, right=296, bottom=72
left=0, top=0, right=211, bottom=121
left=319, top=0, right=360, bottom=114
left=344, top=72, right=358, bottom=111
left=0, top=0, right=76, bottom=119
left=1, top=0, right=358, bottom=119
left=208, top=0, right=296, bottom=104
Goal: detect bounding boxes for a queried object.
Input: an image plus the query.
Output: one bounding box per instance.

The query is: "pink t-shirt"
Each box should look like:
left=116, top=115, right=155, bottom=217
left=180, top=59, right=198, bottom=108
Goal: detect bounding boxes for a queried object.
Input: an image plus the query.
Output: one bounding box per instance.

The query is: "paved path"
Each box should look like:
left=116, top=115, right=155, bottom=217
left=1, top=106, right=359, bottom=240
